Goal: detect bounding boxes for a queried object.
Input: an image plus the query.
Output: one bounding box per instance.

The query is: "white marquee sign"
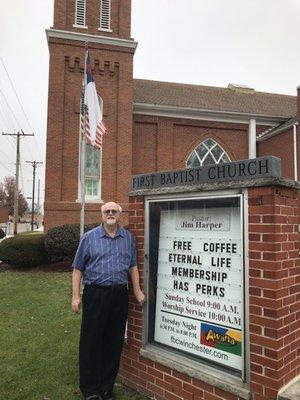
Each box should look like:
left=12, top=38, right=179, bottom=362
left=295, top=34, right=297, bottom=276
left=154, top=201, right=244, bottom=371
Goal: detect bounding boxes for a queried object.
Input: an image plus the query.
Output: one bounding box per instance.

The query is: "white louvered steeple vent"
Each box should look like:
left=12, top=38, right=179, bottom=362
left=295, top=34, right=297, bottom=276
left=99, top=0, right=112, bottom=32
left=74, top=0, right=87, bottom=27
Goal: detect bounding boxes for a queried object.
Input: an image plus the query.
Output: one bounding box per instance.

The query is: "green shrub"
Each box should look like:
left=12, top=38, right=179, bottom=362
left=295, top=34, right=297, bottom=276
left=0, top=228, right=6, bottom=239
left=44, top=223, right=99, bottom=262
left=0, top=233, right=50, bottom=267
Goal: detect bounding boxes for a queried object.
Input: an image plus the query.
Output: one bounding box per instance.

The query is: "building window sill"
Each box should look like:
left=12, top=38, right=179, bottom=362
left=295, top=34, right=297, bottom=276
left=76, top=199, right=103, bottom=204
left=73, top=24, right=88, bottom=29
left=98, top=27, right=113, bottom=33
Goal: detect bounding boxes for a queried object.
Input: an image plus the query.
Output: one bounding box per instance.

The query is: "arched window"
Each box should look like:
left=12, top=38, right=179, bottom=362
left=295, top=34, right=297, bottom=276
left=186, top=138, right=231, bottom=168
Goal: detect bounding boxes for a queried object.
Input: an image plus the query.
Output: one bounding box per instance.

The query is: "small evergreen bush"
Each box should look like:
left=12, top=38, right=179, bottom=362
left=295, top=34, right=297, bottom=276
left=0, top=233, right=50, bottom=267
left=44, top=223, right=99, bottom=262
left=0, top=228, right=6, bottom=239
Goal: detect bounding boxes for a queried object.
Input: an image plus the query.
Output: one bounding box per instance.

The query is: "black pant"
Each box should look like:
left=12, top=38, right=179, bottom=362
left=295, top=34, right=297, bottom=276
left=79, top=284, right=128, bottom=397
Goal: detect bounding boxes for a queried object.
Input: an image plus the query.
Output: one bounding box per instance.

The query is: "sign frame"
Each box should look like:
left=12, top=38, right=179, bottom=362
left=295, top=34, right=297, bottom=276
left=142, top=189, right=249, bottom=383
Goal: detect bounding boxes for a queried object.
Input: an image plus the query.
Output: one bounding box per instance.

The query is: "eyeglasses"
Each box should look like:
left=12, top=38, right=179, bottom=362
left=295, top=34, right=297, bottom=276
left=102, top=209, right=119, bottom=215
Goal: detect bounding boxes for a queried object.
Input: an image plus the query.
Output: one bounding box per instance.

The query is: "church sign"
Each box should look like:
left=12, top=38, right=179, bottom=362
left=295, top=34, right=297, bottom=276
left=132, top=156, right=281, bottom=190
left=147, top=195, right=245, bottom=375
left=142, top=157, right=281, bottom=377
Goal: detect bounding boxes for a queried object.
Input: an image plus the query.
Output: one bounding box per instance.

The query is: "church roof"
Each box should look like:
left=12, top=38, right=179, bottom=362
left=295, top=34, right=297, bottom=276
left=133, top=79, right=296, bottom=118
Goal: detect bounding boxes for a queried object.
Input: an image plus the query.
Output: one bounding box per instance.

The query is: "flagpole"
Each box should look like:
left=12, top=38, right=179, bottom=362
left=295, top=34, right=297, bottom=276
left=79, top=44, right=106, bottom=237
left=80, top=81, right=86, bottom=238
left=80, top=46, right=88, bottom=238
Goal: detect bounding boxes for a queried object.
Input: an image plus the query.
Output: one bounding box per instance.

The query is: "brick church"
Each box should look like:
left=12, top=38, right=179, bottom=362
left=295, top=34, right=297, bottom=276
left=44, top=0, right=299, bottom=229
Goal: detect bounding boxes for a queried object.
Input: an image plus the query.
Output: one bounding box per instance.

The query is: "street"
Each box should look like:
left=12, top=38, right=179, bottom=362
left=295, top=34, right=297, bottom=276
left=1, top=222, right=42, bottom=236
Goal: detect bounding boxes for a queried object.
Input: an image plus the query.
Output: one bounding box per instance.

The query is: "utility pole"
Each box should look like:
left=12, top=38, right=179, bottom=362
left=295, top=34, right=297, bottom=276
left=2, top=130, right=34, bottom=235
left=37, top=178, right=40, bottom=212
left=26, top=161, right=43, bottom=231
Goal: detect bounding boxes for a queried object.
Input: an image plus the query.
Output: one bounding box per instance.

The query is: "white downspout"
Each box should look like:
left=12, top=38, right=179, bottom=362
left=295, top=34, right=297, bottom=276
left=293, top=122, right=298, bottom=181
left=248, top=118, right=256, bottom=159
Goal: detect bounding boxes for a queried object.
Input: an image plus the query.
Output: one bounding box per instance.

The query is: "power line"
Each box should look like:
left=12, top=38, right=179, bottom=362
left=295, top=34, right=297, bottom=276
left=0, top=57, right=43, bottom=161
left=0, top=76, right=15, bottom=131
left=2, top=134, right=16, bottom=152
left=0, top=146, right=14, bottom=162
left=0, top=98, right=15, bottom=132
left=0, top=57, right=34, bottom=133
left=0, top=161, right=14, bottom=174
left=0, top=89, right=21, bottom=129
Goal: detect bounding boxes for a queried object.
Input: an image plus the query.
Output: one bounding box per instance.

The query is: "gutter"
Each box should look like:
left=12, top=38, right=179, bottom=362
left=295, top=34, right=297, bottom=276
left=133, top=103, right=288, bottom=126
left=293, top=122, right=298, bottom=181
left=257, top=118, right=296, bottom=142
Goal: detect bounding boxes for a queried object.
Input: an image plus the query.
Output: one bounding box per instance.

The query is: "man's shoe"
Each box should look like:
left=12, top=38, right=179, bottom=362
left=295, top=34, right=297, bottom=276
left=101, top=392, right=115, bottom=400
left=85, top=395, right=99, bottom=400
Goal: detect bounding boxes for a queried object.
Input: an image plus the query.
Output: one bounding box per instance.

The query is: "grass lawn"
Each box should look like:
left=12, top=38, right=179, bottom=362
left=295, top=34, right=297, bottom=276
left=0, top=271, right=148, bottom=400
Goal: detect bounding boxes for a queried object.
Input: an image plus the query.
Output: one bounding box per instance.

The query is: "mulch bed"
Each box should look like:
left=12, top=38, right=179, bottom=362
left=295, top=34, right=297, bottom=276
left=0, top=260, right=72, bottom=273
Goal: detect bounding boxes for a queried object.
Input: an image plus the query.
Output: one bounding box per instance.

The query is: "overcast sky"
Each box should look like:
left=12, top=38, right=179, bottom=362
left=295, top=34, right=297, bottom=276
left=0, top=0, right=299, bottom=207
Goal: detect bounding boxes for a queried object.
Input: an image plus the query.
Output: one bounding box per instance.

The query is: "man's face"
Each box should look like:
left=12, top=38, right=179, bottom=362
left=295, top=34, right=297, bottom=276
left=101, top=202, right=121, bottom=226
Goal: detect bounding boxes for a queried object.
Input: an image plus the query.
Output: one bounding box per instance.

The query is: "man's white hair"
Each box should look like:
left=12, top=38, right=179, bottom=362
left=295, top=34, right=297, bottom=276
left=101, top=202, right=122, bottom=213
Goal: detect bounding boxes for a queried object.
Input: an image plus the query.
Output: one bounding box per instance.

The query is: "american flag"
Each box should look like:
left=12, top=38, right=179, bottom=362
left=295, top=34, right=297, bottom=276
left=81, top=50, right=107, bottom=149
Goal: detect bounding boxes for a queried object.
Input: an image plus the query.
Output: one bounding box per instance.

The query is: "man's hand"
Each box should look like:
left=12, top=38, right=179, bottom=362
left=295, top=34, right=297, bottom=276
left=134, top=289, right=146, bottom=306
left=130, top=266, right=145, bottom=306
left=72, top=268, right=82, bottom=313
left=72, top=295, right=81, bottom=313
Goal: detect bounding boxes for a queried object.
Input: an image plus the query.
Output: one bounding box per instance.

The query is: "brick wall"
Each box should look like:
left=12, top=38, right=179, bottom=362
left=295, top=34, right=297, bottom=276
left=132, top=117, right=250, bottom=175
left=0, top=207, right=9, bottom=223
left=248, top=186, right=300, bottom=400
left=46, top=1, right=297, bottom=232
left=257, top=128, right=297, bottom=180
left=120, top=187, right=300, bottom=400
left=53, top=0, right=132, bottom=39
left=44, top=39, right=134, bottom=230
left=45, top=0, right=134, bottom=230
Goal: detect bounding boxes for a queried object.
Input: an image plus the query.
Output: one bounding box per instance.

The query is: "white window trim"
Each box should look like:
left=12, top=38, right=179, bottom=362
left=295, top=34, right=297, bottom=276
left=99, top=0, right=112, bottom=32
left=85, top=147, right=103, bottom=201
left=77, top=139, right=103, bottom=203
left=75, top=0, right=87, bottom=28
left=85, top=179, right=99, bottom=200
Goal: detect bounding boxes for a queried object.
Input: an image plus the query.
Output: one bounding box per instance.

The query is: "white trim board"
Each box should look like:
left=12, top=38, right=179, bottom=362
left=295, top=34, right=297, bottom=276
left=46, top=28, right=138, bottom=50
left=133, top=103, right=287, bottom=126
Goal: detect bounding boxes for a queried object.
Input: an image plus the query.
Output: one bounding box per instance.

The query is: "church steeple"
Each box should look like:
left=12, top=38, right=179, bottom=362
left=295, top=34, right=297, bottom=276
left=53, top=0, right=132, bottom=39
left=45, top=0, right=136, bottom=229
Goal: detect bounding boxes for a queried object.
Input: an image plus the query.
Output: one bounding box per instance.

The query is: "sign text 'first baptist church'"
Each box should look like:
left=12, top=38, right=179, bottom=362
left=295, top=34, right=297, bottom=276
left=132, top=156, right=281, bottom=191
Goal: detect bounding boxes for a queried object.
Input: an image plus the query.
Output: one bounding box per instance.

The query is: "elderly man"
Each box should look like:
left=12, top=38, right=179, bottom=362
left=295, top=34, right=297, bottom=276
left=72, top=201, right=145, bottom=400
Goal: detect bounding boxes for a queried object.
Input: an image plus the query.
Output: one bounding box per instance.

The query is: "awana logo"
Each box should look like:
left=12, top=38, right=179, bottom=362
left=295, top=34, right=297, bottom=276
left=205, top=329, right=236, bottom=345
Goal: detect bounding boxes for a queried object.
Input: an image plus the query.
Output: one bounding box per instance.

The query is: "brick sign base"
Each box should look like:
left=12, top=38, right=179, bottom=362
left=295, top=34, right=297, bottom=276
left=120, top=184, right=300, bottom=400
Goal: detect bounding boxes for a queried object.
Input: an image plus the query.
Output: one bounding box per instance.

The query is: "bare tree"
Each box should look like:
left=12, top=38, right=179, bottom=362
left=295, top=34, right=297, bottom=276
left=0, top=176, right=28, bottom=217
